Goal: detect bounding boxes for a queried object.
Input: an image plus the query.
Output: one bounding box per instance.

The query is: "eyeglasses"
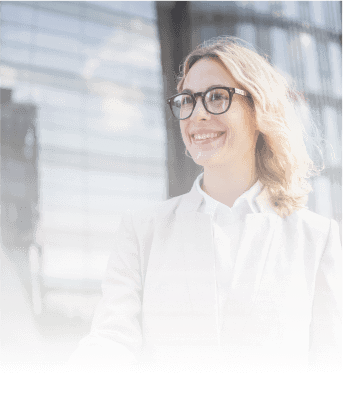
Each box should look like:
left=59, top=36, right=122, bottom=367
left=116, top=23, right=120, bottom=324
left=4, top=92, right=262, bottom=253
left=167, top=86, right=252, bottom=120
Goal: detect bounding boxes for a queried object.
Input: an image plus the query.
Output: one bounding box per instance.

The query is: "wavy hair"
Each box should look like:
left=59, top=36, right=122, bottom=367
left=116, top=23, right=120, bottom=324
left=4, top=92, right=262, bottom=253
left=177, top=36, right=322, bottom=218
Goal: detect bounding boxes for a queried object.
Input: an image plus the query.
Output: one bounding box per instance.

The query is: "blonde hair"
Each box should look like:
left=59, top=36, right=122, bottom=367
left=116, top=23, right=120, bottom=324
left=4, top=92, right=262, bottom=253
left=177, top=36, right=322, bottom=218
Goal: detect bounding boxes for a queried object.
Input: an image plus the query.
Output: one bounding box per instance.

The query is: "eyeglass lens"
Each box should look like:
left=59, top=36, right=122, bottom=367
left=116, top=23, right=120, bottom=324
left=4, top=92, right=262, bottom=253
left=171, top=88, right=231, bottom=119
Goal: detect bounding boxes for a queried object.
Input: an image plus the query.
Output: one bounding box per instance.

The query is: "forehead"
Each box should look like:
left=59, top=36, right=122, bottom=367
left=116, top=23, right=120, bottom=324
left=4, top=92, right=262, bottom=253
left=183, top=58, right=238, bottom=92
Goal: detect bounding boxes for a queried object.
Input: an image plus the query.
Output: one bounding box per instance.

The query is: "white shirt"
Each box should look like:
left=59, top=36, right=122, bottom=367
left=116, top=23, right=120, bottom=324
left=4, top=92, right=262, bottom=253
left=195, top=172, right=263, bottom=334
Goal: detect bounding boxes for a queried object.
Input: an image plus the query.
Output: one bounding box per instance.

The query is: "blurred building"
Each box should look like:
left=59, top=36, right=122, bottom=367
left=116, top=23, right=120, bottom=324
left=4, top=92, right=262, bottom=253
left=0, top=1, right=166, bottom=335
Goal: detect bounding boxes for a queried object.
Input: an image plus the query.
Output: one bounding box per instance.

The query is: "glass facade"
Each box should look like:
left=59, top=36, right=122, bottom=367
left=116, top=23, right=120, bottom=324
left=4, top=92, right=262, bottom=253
left=1, top=1, right=166, bottom=320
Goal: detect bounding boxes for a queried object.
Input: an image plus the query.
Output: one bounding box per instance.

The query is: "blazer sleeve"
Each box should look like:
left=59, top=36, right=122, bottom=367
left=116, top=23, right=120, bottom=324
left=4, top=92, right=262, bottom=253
left=309, top=218, right=342, bottom=370
left=68, top=211, right=143, bottom=369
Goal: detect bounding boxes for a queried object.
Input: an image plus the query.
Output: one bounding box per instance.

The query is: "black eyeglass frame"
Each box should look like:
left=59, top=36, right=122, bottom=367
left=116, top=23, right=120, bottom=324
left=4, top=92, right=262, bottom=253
left=167, top=86, right=252, bottom=120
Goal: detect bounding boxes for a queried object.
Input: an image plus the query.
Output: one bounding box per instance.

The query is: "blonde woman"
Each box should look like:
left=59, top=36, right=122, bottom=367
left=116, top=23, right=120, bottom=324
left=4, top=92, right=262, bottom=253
left=69, top=37, right=341, bottom=373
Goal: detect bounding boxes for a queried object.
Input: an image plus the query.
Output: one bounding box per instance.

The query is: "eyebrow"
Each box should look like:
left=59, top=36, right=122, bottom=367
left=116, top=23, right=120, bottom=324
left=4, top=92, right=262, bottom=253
left=181, top=85, right=225, bottom=94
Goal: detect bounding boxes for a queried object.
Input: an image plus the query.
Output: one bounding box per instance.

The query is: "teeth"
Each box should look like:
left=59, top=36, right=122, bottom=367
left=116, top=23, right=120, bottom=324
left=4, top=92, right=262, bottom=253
left=193, top=132, right=222, bottom=140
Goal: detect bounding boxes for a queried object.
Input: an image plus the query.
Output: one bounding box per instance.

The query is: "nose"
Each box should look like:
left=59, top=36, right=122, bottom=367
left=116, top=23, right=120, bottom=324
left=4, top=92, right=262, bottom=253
left=192, top=96, right=210, bottom=121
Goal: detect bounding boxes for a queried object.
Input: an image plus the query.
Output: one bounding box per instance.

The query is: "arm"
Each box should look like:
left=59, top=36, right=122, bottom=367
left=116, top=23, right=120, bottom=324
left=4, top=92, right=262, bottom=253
left=68, top=211, right=143, bottom=369
left=309, top=219, right=342, bottom=370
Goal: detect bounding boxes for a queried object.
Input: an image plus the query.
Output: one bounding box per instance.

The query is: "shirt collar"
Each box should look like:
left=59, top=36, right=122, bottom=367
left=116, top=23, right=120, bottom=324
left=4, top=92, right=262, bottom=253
left=195, top=172, right=262, bottom=217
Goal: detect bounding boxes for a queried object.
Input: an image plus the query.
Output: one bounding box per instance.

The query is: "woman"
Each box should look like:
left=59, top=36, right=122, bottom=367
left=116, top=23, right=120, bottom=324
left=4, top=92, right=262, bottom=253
left=69, top=37, right=341, bottom=372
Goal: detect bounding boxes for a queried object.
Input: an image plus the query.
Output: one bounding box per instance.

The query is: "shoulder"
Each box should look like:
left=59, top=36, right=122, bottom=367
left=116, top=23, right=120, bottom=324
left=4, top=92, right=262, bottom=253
left=293, top=208, right=331, bottom=229
left=283, top=208, right=333, bottom=242
left=131, top=194, right=183, bottom=220
left=276, top=210, right=340, bottom=270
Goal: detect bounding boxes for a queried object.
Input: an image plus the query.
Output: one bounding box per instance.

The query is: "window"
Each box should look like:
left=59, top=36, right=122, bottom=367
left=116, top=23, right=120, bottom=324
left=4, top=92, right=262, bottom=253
left=200, top=26, right=218, bottom=43
left=92, top=63, right=129, bottom=83
left=328, top=42, right=342, bottom=98
left=309, top=1, right=326, bottom=28
left=300, top=34, right=322, bottom=94
left=327, top=1, right=342, bottom=33
left=81, top=250, right=112, bottom=280
left=286, top=33, right=305, bottom=92
left=88, top=0, right=158, bottom=19
left=270, top=27, right=291, bottom=77
left=85, top=135, right=133, bottom=157
left=33, top=50, right=83, bottom=75
left=50, top=109, right=81, bottom=131
left=1, top=22, right=32, bottom=44
left=40, top=127, right=83, bottom=151
left=36, top=9, right=80, bottom=34
left=83, top=21, right=117, bottom=40
left=12, top=82, right=32, bottom=102
left=41, top=165, right=85, bottom=190
left=253, top=2, right=271, bottom=15
left=331, top=182, right=342, bottom=221
left=281, top=1, right=300, bottom=21
left=1, top=43, right=31, bottom=64
left=41, top=200, right=87, bottom=228
left=236, top=2, right=255, bottom=11
left=87, top=171, right=164, bottom=194
left=298, top=1, right=311, bottom=24
left=323, top=106, right=341, bottom=167
left=125, top=1, right=157, bottom=20
left=36, top=32, right=81, bottom=54
left=317, top=41, right=333, bottom=96
left=313, top=176, right=332, bottom=219
left=1, top=3, right=33, bottom=24
left=191, top=2, right=221, bottom=12
left=42, top=246, right=86, bottom=279
left=31, top=86, right=82, bottom=110
left=87, top=1, right=126, bottom=13
left=236, top=24, right=256, bottom=49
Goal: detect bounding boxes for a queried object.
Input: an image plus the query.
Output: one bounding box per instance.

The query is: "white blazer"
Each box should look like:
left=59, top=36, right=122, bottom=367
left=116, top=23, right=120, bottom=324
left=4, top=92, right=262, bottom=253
left=70, top=180, right=342, bottom=372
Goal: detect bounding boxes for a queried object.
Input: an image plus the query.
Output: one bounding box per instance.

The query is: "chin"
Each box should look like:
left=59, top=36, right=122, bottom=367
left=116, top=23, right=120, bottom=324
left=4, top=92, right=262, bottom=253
left=191, top=150, right=225, bottom=167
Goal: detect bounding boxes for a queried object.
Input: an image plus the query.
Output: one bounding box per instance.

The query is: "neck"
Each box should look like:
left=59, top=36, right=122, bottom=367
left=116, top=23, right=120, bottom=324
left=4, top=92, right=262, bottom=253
left=201, top=157, right=257, bottom=208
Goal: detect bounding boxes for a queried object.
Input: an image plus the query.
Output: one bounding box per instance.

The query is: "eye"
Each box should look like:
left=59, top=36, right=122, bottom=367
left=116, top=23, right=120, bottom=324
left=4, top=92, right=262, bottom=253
left=181, top=95, right=193, bottom=105
left=211, top=93, right=223, bottom=101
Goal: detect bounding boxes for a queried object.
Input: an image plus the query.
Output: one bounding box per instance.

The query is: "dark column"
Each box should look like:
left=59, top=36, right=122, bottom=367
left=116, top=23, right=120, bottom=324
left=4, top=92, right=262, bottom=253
left=156, top=1, right=203, bottom=198
left=1, top=88, right=39, bottom=296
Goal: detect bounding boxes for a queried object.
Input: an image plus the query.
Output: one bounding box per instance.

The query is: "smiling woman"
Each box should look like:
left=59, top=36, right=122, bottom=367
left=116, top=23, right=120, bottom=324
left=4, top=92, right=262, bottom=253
left=68, top=36, right=341, bottom=373
left=177, top=59, right=259, bottom=208
left=175, top=37, right=319, bottom=215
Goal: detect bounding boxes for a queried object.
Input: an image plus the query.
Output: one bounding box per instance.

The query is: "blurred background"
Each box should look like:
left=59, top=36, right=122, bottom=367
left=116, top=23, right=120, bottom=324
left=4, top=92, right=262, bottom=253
left=1, top=1, right=341, bottom=369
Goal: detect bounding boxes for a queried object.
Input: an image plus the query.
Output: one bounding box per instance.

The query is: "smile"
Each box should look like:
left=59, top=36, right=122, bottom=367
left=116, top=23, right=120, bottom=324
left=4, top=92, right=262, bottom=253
left=192, top=132, right=225, bottom=143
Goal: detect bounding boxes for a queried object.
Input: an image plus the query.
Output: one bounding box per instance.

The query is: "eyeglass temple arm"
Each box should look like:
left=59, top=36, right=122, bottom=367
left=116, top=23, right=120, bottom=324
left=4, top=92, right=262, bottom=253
left=234, top=88, right=251, bottom=97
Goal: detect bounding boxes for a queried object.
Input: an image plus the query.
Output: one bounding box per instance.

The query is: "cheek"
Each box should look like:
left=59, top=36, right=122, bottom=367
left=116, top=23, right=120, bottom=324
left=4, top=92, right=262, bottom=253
left=180, top=122, right=188, bottom=141
left=226, top=111, right=255, bottom=143
left=221, top=115, right=231, bottom=129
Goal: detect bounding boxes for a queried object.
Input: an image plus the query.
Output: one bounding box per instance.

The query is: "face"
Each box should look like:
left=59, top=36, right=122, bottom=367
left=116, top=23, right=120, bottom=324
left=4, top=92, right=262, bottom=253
left=180, top=58, right=259, bottom=168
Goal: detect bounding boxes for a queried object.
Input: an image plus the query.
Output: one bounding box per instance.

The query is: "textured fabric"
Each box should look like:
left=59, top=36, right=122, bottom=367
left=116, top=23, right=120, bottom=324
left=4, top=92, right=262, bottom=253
left=68, top=175, right=342, bottom=372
